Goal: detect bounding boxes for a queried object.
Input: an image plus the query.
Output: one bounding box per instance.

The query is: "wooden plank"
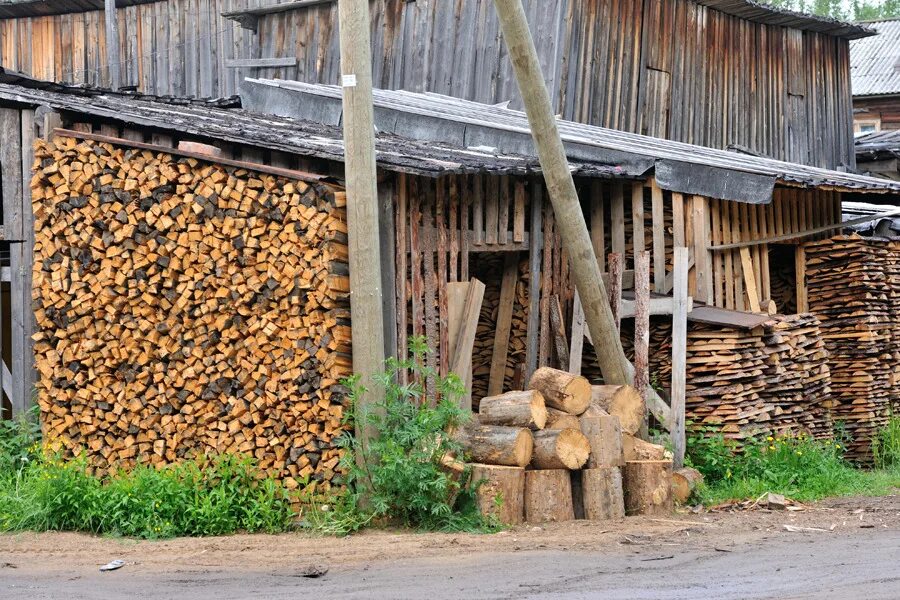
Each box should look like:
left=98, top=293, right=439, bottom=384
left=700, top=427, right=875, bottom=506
left=473, top=174, right=484, bottom=246
left=498, top=175, right=510, bottom=245
left=672, top=192, right=685, bottom=249
left=538, top=204, right=554, bottom=368
left=607, top=252, right=624, bottom=333
left=650, top=179, right=666, bottom=293
left=611, top=182, right=626, bottom=256
left=730, top=201, right=744, bottom=311
left=485, top=176, right=499, bottom=245
left=487, top=253, right=519, bottom=396
left=459, top=176, right=469, bottom=280
left=449, top=177, right=458, bottom=282
left=224, top=57, right=298, bottom=68
left=448, top=279, right=486, bottom=412
left=692, top=196, right=712, bottom=306
left=16, top=108, right=36, bottom=415
left=436, top=180, right=449, bottom=376
left=395, top=173, right=408, bottom=379
left=409, top=178, right=424, bottom=343
left=590, top=180, right=606, bottom=271
left=722, top=202, right=735, bottom=309
left=739, top=247, right=761, bottom=313
left=379, top=178, right=398, bottom=363
left=568, top=291, right=585, bottom=375
left=513, top=180, right=526, bottom=243
left=795, top=244, right=808, bottom=313
left=631, top=182, right=645, bottom=263
left=525, top=182, right=543, bottom=381
left=671, top=247, right=689, bottom=469
left=549, top=294, right=569, bottom=370
left=634, top=250, right=650, bottom=435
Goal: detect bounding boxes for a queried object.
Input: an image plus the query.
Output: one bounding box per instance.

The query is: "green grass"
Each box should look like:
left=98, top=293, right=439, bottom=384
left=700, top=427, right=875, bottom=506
left=686, top=420, right=900, bottom=505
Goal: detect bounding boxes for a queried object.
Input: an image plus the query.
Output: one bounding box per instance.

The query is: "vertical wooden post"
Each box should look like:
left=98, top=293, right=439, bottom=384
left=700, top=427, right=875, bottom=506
left=691, top=195, right=713, bottom=305
left=650, top=180, right=666, bottom=293
left=795, top=244, right=808, bottom=313
left=338, top=0, right=386, bottom=464
left=525, top=183, right=543, bottom=381
left=671, top=247, right=689, bottom=468
left=104, top=0, right=122, bottom=89
left=634, top=251, right=650, bottom=437
left=492, top=0, right=631, bottom=387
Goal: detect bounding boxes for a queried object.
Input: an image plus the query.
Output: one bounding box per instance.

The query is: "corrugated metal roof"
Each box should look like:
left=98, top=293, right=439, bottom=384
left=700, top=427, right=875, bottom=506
left=850, top=18, right=900, bottom=96
left=0, top=0, right=157, bottom=18
left=244, top=78, right=900, bottom=200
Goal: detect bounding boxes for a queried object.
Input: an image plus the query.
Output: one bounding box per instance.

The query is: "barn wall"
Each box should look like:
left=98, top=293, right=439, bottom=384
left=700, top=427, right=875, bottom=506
left=853, top=95, right=900, bottom=132
left=0, top=0, right=855, bottom=169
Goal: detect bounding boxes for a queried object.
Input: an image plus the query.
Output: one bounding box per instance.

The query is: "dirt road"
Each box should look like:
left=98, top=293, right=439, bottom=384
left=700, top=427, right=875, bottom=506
left=2, top=495, right=898, bottom=599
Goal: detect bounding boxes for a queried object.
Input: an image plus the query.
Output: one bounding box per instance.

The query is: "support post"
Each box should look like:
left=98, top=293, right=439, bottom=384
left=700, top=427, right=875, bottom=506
left=104, top=0, right=122, bottom=90
left=338, top=0, right=386, bottom=473
left=671, top=247, right=689, bottom=468
left=634, top=251, right=650, bottom=438
left=492, top=0, right=629, bottom=386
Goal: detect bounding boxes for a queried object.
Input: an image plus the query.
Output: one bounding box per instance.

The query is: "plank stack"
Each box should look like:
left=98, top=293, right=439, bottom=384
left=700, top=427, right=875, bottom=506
left=461, top=367, right=673, bottom=524
left=804, top=235, right=899, bottom=462
left=30, top=137, right=352, bottom=496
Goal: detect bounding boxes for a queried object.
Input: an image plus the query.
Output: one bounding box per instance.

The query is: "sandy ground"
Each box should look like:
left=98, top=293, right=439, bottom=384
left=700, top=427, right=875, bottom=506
left=1, top=494, right=898, bottom=599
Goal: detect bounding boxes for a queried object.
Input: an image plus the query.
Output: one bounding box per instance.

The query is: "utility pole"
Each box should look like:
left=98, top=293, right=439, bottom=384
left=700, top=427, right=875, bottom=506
left=492, top=0, right=630, bottom=386
left=337, top=0, right=386, bottom=460
left=104, top=0, right=121, bottom=90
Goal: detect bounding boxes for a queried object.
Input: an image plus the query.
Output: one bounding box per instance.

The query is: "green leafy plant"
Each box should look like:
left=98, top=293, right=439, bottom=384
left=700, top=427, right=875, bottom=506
left=873, top=416, right=900, bottom=470
left=0, top=406, right=42, bottom=473
left=311, top=336, right=496, bottom=535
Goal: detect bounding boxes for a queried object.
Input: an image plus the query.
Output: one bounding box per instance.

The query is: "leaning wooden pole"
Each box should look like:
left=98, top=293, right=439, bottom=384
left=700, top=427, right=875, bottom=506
left=338, top=0, right=386, bottom=468
left=492, top=0, right=630, bottom=387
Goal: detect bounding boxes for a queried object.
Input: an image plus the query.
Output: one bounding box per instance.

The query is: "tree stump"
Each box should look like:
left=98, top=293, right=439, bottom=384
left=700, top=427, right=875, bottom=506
left=580, top=414, right=624, bottom=468
left=623, top=460, right=673, bottom=516
left=478, top=390, right=548, bottom=430
left=590, top=385, right=645, bottom=435
left=528, top=367, right=591, bottom=415
left=672, top=467, right=704, bottom=503
left=470, top=464, right=525, bottom=525
left=455, top=424, right=533, bottom=467
left=582, top=467, right=625, bottom=520
left=531, top=428, right=590, bottom=469
left=524, top=469, right=574, bottom=523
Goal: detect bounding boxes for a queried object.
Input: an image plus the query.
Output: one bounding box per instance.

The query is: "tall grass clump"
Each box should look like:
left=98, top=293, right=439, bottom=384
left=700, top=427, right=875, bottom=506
left=309, top=336, right=496, bottom=535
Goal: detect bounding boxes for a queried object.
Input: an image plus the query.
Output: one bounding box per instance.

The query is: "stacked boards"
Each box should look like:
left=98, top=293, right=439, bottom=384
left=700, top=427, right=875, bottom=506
left=31, top=137, right=352, bottom=496
left=804, top=236, right=900, bottom=462
left=461, top=368, right=673, bottom=524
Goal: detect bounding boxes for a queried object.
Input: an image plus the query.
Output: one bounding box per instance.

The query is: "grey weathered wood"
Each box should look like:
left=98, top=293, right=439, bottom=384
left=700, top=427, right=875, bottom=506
left=568, top=290, right=585, bottom=375
left=488, top=253, right=519, bottom=396
left=448, top=278, right=486, bottom=411
left=671, top=247, right=689, bottom=468
left=378, top=179, right=398, bottom=360
left=633, top=251, right=650, bottom=436
left=225, top=57, right=298, bottom=68
left=339, top=0, right=386, bottom=483
left=104, top=0, right=122, bottom=89
left=524, top=182, right=543, bottom=382
left=650, top=179, right=666, bottom=293
left=17, top=108, right=36, bottom=414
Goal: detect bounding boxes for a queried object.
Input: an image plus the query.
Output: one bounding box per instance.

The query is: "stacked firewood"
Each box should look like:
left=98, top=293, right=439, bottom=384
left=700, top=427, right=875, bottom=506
left=886, top=241, right=900, bottom=413
left=684, top=315, right=833, bottom=444
left=804, top=236, right=897, bottom=462
left=457, top=368, right=676, bottom=524
left=31, top=137, right=352, bottom=495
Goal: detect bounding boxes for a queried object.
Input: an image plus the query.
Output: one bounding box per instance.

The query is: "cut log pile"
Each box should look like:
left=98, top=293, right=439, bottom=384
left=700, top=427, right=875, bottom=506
left=804, top=235, right=900, bottom=462
left=459, top=367, right=676, bottom=524
left=684, top=314, right=833, bottom=444
left=31, top=137, right=352, bottom=495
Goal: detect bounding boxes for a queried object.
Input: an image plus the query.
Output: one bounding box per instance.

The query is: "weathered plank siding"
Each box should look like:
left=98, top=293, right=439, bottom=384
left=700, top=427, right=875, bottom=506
left=0, top=0, right=855, bottom=167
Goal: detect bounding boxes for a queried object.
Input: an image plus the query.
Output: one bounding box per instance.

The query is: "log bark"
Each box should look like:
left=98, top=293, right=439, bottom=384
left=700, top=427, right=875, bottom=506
left=580, top=415, right=624, bottom=468
left=545, top=407, right=581, bottom=431
left=672, top=467, right=704, bottom=503
left=623, top=434, right=668, bottom=461
left=582, top=467, right=625, bottom=520
left=528, top=367, right=591, bottom=415
left=478, top=390, right=547, bottom=430
left=531, top=428, right=590, bottom=469
left=624, top=460, right=673, bottom=516
left=470, top=463, right=525, bottom=525
left=524, top=469, right=574, bottom=523
left=455, top=424, right=533, bottom=467
left=590, top=385, right=645, bottom=435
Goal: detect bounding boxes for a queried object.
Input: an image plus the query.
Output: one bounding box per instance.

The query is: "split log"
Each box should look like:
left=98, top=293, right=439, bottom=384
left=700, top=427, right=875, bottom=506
left=524, top=469, right=574, bottom=523
left=623, top=460, right=673, bottom=516
left=478, top=390, right=547, bottom=430
left=582, top=467, right=625, bottom=520
left=580, top=415, right=624, bottom=468
left=455, top=424, right=534, bottom=467
left=470, top=464, right=525, bottom=525
left=544, top=407, right=581, bottom=430
left=623, top=434, right=668, bottom=461
left=531, top=428, right=590, bottom=470
left=590, top=385, right=645, bottom=435
left=528, top=367, right=591, bottom=415
left=672, top=467, right=704, bottom=503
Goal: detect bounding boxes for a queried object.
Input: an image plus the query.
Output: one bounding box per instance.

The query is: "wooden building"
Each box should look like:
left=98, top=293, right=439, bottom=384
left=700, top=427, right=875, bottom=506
left=856, top=129, right=900, bottom=180
left=0, top=0, right=874, bottom=170
left=850, top=18, right=900, bottom=134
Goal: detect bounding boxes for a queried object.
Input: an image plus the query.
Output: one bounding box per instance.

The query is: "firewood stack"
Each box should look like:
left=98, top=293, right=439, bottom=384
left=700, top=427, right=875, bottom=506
left=804, top=235, right=898, bottom=462
left=460, top=368, right=673, bottom=524
left=30, top=137, right=352, bottom=496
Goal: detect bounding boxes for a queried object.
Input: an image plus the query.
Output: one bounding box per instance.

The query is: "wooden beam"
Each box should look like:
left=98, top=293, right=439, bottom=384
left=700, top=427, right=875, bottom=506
left=739, top=247, right=761, bottom=313
left=691, top=195, right=713, bottom=304
left=671, top=247, right=689, bottom=469
left=650, top=179, right=666, bottom=293
left=449, top=279, right=486, bottom=411
left=634, top=251, right=650, bottom=437
left=224, top=57, right=299, bottom=68
left=488, top=254, right=519, bottom=396
left=795, top=245, right=808, bottom=313
left=524, top=183, right=543, bottom=381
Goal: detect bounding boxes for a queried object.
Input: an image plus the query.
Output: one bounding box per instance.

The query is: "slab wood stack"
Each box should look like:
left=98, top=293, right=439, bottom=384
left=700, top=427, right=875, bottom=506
left=804, top=236, right=899, bottom=462
left=463, top=368, right=673, bottom=524
left=30, top=137, right=352, bottom=496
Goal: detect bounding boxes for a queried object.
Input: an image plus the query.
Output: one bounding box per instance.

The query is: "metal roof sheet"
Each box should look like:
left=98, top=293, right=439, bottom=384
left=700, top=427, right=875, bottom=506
left=856, top=129, right=900, bottom=159
left=850, top=19, right=900, bottom=96
left=0, top=0, right=157, bottom=18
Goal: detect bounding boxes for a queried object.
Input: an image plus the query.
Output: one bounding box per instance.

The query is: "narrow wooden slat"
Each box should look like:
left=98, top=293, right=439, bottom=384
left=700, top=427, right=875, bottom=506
left=513, top=180, right=526, bottom=243
left=409, top=178, right=424, bottom=342
left=650, top=180, right=666, bottom=293
left=590, top=180, right=606, bottom=271
left=739, top=247, right=761, bottom=313
left=538, top=205, right=554, bottom=367
left=611, top=182, right=626, bottom=257
left=795, top=244, right=808, bottom=313
left=498, top=175, right=510, bottom=245
left=634, top=250, right=650, bottom=434
left=473, top=174, right=484, bottom=246
left=485, top=175, right=498, bottom=245
left=672, top=192, right=685, bottom=248
left=488, top=253, right=519, bottom=396
left=449, top=176, right=458, bottom=282
left=525, top=182, right=543, bottom=381
left=671, top=246, right=689, bottom=468
left=731, top=201, right=744, bottom=311
left=395, top=173, right=409, bottom=377
left=631, top=182, right=645, bottom=264
left=436, top=179, right=449, bottom=376
left=460, top=176, right=469, bottom=281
